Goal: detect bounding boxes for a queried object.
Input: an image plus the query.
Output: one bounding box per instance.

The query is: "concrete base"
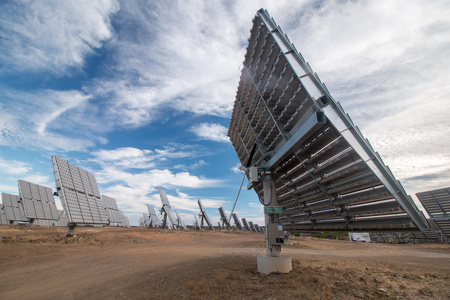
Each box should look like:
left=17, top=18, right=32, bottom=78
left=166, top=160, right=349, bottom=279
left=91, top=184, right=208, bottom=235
left=257, top=255, right=292, bottom=275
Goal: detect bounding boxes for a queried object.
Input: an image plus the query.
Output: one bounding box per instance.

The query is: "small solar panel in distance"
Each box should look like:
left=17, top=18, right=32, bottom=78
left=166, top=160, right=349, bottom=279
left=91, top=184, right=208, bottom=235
left=227, top=9, right=428, bottom=233
left=52, top=156, right=108, bottom=226
left=102, top=195, right=122, bottom=225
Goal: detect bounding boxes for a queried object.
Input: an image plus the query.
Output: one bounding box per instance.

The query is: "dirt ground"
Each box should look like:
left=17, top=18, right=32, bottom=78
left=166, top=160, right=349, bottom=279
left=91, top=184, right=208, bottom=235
left=0, top=226, right=449, bottom=300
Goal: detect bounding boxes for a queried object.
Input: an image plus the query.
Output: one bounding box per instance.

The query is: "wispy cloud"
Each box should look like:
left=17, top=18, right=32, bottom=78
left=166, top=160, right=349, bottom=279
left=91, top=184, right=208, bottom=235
left=0, top=89, right=97, bottom=151
left=0, top=0, right=119, bottom=75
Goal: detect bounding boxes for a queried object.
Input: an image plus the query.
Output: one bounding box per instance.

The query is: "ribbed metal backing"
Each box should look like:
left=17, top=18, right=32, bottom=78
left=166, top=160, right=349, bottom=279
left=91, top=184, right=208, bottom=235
left=228, top=9, right=428, bottom=232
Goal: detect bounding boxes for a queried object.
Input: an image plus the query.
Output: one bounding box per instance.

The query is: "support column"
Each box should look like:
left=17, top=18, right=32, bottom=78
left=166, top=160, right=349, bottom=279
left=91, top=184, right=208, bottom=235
left=257, top=173, right=292, bottom=275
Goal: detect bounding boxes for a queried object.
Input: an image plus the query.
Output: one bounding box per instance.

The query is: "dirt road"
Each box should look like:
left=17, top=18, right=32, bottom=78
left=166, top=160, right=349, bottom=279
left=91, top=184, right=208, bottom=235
left=0, top=226, right=449, bottom=299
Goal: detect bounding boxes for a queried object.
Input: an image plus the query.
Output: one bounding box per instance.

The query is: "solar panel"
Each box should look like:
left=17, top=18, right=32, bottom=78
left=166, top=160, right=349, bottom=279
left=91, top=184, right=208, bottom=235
left=147, top=204, right=162, bottom=228
left=18, top=180, right=59, bottom=221
left=53, top=210, right=68, bottom=227
left=232, top=213, right=243, bottom=230
left=197, top=199, right=214, bottom=230
left=218, top=207, right=231, bottom=229
left=193, top=214, right=200, bottom=229
left=241, top=218, right=250, bottom=231
left=118, top=210, right=130, bottom=227
left=416, top=187, right=450, bottom=243
left=52, top=156, right=108, bottom=226
left=248, top=221, right=256, bottom=232
left=0, top=203, right=8, bottom=225
left=157, top=186, right=178, bottom=229
left=102, top=195, right=122, bottom=225
left=227, top=8, right=428, bottom=233
left=1, top=193, right=28, bottom=223
left=175, top=210, right=186, bottom=229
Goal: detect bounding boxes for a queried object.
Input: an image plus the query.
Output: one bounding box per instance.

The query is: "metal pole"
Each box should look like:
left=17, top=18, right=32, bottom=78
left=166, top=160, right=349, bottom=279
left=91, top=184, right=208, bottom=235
left=228, top=172, right=246, bottom=225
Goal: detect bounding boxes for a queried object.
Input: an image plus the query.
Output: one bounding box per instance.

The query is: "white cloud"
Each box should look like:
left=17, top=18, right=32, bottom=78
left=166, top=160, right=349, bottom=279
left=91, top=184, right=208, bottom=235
left=0, top=0, right=119, bottom=74
left=190, top=123, right=230, bottom=143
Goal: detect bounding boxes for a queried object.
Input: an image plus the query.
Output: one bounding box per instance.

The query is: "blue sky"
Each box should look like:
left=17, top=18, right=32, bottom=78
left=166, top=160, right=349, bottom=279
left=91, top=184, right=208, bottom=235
left=1, top=0, right=449, bottom=226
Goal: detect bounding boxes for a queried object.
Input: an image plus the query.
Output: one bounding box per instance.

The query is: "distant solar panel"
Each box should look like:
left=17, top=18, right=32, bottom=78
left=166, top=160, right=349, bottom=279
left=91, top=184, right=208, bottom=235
left=147, top=204, right=162, bottom=228
left=241, top=218, right=250, bottom=231
left=416, top=187, right=450, bottom=243
left=218, top=207, right=230, bottom=229
left=102, top=195, right=122, bottom=225
left=248, top=221, right=256, bottom=232
left=197, top=199, right=214, bottom=230
left=0, top=203, right=8, bottom=225
left=52, top=156, right=108, bottom=226
left=232, top=213, right=243, bottom=230
left=118, top=210, right=130, bottom=227
left=1, top=193, right=27, bottom=223
left=18, top=180, right=59, bottom=221
left=227, top=8, right=428, bottom=232
left=175, top=210, right=186, bottom=229
left=157, top=187, right=177, bottom=229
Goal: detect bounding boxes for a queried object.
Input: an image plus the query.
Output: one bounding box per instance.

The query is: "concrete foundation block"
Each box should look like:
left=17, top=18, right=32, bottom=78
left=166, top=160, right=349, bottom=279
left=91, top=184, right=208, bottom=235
left=257, top=255, right=292, bottom=275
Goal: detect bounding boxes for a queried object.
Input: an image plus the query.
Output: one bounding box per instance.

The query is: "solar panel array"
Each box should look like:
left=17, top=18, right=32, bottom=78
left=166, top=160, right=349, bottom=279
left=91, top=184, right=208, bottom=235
left=227, top=8, right=428, bottom=232
left=102, top=195, right=123, bottom=225
left=52, top=156, right=108, bottom=225
left=2, top=193, right=27, bottom=223
left=416, top=187, right=450, bottom=243
left=18, top=180, right=59, bottom=220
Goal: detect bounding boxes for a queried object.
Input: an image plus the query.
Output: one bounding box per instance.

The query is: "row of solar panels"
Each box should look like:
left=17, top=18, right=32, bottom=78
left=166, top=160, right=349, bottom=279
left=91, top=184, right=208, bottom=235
left=0, top=158, right=131, bottom=228
left=228, top=9, right=429, bottom=233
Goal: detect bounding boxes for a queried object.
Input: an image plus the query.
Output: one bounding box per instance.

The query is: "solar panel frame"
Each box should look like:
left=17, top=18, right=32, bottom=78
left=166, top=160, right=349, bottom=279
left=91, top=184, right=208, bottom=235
left=52, top=156, right=108, bottom=226
left=227, top=8, right=428, bottom=232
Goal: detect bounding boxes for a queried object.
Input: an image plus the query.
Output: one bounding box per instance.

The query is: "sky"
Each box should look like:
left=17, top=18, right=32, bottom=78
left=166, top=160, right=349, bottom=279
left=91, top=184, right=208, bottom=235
left=1, top=0, right=449, bottom=226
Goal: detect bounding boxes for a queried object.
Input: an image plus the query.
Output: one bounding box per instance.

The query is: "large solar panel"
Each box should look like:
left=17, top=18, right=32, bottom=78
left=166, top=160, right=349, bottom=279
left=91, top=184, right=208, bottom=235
left=18, top=180, right=59, bottom=220
left=52, top=156, right=108, bottom=226
left=1, top=193, right=28, bottom=223
left=416, top=187, right=450, bottom=243
left=102, top=195, right=122, bottom=225
left=227, top=9, right=428, bottom=232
